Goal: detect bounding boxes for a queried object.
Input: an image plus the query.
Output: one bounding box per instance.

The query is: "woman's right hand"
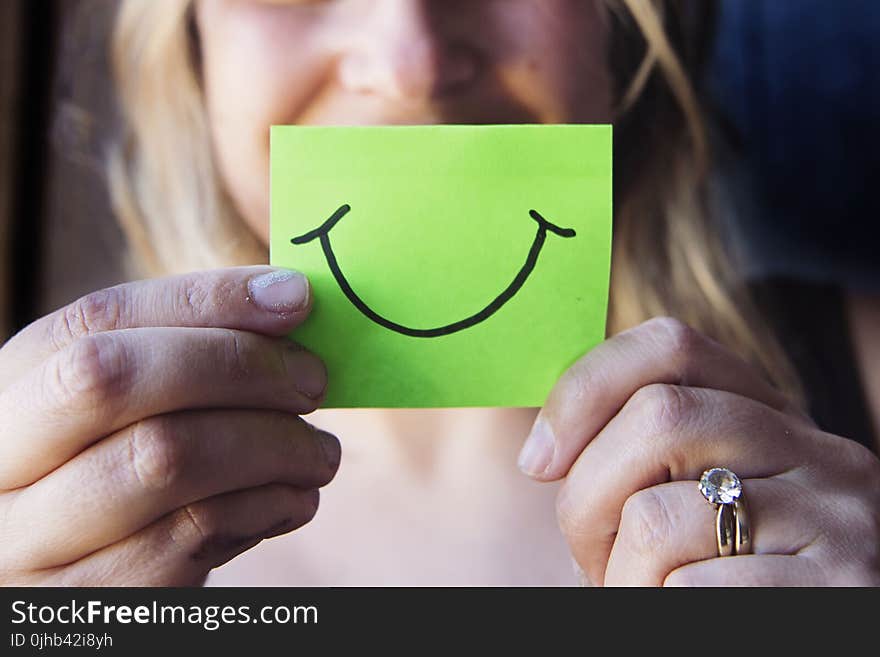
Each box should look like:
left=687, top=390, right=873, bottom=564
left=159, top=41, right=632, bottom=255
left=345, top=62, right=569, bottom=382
left=0, top=266, right=340, bottom=586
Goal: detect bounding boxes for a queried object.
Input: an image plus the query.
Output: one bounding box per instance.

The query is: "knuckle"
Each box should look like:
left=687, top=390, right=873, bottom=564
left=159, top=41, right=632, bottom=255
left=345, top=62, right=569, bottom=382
left=645, top=316, right=699, bottom=350
left=618, top=488, right=674, bottom=558
left=181, top=279, right=212, bottom=317
left=53, top=333, right=130, bottom=408
left=128, top=418, right=187, bottom=492
left=52, top=288, right=125, bottom=349
left=180, top=273, right=236, bottom=319
left=643, top=316, right=703, bottom=375
left=625, top=383, right=694, bottom=438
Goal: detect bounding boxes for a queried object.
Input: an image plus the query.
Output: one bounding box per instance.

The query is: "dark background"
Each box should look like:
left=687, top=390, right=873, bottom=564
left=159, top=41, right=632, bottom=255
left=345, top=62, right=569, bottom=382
left=1, top=0, right=878, bottom=344
left=1, top=0, right=124, bottom=344
left=710, top=0, right=880, bottom=291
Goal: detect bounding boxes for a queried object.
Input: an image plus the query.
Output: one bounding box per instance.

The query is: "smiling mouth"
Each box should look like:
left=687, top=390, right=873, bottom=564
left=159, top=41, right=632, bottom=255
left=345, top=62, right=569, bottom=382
left=291, top=204, right=576, bottom=338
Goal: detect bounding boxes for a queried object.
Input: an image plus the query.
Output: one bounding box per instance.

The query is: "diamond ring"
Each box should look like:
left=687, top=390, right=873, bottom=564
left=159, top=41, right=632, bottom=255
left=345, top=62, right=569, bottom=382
left=699, top=467, right=752, bottom=557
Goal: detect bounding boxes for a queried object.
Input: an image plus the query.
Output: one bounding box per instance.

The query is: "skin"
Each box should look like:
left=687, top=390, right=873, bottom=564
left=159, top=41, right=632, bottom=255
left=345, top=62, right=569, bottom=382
left=0, top=0, right=878, bottom=586
left=199, top=0, right=612, bottom=243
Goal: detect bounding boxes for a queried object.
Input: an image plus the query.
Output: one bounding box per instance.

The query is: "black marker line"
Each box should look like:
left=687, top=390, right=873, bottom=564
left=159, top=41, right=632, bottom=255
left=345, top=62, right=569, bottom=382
left=290, top=204, right=351, bottom=245
left=291, top=205, right=576, bottom=338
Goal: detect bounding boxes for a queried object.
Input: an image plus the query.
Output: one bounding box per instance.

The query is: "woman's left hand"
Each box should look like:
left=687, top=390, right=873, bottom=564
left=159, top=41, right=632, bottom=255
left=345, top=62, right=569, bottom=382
left=519, top=317, right=880, bottom=586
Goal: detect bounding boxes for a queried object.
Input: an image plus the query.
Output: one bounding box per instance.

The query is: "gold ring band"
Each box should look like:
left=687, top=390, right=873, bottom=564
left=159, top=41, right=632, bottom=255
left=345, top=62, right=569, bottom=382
left=734, top=498, right=752, bottom=555
left=715, top=502, right=735, bottom=557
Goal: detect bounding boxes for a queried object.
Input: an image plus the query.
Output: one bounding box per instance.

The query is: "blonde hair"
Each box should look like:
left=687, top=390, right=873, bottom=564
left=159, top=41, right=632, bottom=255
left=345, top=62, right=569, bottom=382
left=108, top=0, right=265, bottom=276
left=108, top=0, right=804, bottom=402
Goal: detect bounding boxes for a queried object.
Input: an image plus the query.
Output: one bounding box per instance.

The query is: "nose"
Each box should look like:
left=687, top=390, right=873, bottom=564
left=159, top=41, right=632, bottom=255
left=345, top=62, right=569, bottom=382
left=338, top=0, right=481, bottom=100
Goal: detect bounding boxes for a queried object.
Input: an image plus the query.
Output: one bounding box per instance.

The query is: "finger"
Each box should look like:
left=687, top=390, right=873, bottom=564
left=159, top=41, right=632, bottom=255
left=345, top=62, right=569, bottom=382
left=664, top=554, right=825, bottom=587
left=603, top=478, right=822, bottom=586
left=556, top=385, right=820, bottom=585
left=0, top=326, right=327, bottom=489
left=44, top=484, right=321, bottom=586
left=0, top=266, right=312, bottom=392
left=4, top=409, right=340, bottom=569
left=519, top=317, right=811, bottom=481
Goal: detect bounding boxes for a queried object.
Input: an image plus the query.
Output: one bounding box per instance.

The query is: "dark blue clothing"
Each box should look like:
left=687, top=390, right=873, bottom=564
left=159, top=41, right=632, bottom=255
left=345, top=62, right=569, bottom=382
left=711, top=0, right=880, bottom=292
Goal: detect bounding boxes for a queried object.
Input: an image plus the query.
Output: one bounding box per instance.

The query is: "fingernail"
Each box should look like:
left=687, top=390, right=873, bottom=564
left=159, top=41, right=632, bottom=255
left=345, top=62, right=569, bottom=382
left=248, top=269, right=309, bottom=314
left=517, top=416, right=555, bottom=477
left=284, top=348, right=327, bottom=399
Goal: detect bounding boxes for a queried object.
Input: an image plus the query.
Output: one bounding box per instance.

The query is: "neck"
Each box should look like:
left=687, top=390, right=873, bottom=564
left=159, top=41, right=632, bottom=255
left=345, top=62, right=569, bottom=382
left=310, top=407, right=539, bottom=482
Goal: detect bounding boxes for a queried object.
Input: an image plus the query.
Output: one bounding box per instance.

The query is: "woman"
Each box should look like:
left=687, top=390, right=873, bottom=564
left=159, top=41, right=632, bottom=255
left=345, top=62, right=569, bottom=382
left=0, top=0, right=877, bottom=586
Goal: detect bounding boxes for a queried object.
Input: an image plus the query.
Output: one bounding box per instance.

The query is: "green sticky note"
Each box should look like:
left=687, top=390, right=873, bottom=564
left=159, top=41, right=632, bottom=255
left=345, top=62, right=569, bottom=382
left=270, top=125, right=612, bottom=408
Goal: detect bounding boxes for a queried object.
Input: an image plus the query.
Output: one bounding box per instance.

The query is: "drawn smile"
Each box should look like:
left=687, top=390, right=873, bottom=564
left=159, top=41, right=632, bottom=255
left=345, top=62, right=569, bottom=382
left=291, top=205, right=576, bottom=338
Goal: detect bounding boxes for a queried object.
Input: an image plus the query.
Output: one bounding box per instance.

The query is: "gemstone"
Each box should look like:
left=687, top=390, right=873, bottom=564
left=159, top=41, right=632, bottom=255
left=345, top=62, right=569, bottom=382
left=699, top=467, right=742, bottom=504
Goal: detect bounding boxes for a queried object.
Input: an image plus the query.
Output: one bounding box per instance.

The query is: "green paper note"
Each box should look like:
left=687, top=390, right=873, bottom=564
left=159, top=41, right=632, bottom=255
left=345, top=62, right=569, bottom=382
left=270, top=125, right=612, bottom=408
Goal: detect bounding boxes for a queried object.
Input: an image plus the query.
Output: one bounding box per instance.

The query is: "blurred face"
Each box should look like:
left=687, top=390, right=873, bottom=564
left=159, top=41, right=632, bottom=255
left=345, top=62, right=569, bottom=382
left=196, top=0, right=613, bottom=244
